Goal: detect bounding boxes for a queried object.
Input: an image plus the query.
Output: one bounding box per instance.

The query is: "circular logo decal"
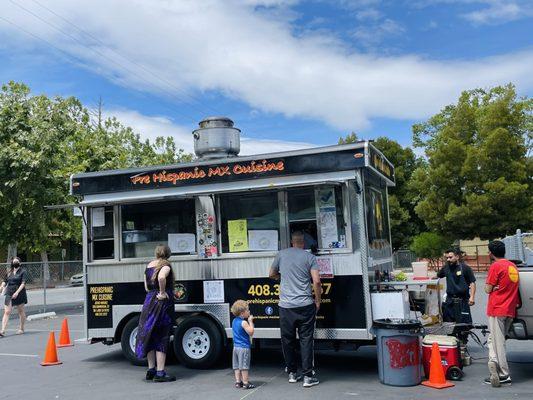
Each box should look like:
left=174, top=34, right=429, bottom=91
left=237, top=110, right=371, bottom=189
left=177, top=240, right=189, bottom=251
left=265, top=306, right=274, bottom=316
left=174, top=283, right=187, bottom=301
left=508, top=266, right=519, bottom=283
left=259, top=237, right=271, bottom=249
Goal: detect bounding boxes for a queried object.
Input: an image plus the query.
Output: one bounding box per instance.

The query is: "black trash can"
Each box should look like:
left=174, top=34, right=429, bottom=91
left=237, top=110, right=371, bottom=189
left=373, top=319, right=423, bottom=386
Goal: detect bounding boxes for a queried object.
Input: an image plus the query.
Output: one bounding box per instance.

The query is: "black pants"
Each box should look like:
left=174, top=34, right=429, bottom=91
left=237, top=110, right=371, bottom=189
left=442, top=297, right=472, bottom=324
left=279, top=303, right=316, bottom=377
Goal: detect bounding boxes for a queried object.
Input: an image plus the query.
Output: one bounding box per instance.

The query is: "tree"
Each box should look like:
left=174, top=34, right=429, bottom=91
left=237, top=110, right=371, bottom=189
left=338, top=132, right=358, bottom=144
left=372, top=137, right=426, bottom=249
left=338, top=134, right=425, bottom=249
left=0, top=81, right=192, bottom=262
left=411, top=84, right=532, bottom=240
left=0, top=82, right=82, bottom=265
left=410, top=232, right=450, bottom=268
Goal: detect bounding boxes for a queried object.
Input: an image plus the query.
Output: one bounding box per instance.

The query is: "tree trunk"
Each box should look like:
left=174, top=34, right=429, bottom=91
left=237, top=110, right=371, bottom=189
left=6, top=243, right=17, bottom=263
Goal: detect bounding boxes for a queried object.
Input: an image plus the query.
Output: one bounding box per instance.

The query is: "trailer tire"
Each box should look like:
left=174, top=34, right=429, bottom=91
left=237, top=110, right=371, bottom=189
left=121, top=315, right=147, bottom=366
left=173, top=315, right=223, bottom=369
left=120, top=315, right=177, bottom=366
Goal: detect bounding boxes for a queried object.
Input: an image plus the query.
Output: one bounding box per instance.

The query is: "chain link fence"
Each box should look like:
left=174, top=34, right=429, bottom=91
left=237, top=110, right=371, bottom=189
left=393, top=249, right=417, bottom=270
left=0, top=261, right=83, bottom=289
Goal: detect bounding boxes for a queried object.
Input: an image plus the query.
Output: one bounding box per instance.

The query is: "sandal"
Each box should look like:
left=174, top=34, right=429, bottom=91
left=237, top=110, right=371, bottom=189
left=243, top=383, right=256, bottom=389
left=16, top=329, right=24, bottom=335
left=0, top=331, right=4, bottom=337
left=234, top=381, right=243, bottom=388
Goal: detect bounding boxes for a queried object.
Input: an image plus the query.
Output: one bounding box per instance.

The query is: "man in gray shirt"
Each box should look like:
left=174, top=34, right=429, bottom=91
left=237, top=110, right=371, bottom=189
left=269, top=231, right=321, bottom=388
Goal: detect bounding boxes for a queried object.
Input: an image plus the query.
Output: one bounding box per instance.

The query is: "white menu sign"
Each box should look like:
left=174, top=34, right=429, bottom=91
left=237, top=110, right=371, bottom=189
left=203, top=280, right=225, bottom=303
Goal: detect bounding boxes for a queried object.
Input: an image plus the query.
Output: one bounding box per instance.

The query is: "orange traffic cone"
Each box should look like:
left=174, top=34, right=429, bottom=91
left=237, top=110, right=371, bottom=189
left=57, top=318, right=74, bottom=348
left=40, top=332, right=62, bottom=366
left=421, top=342, right=454, bottom=389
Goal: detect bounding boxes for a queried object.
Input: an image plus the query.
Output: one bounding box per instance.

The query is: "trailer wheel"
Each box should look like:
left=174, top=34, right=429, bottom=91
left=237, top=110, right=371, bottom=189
left=121, top=315, right=147, bottom=366
left=447, top=366, right=464, bottom=381
left=173, top=315, right=223, bottom=369
left=120, top=315, right=176, bottom=366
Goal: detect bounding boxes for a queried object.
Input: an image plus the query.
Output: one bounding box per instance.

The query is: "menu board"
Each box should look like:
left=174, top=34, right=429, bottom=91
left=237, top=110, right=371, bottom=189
left=228, top=219, right=249, bottom=252
left=168, top=233, right=196, bottom=253
left=92, top=207, right=106, bottom=227
left=317, top=188, right=339, bottom=248
left=248, top=230, right=278, bottom=251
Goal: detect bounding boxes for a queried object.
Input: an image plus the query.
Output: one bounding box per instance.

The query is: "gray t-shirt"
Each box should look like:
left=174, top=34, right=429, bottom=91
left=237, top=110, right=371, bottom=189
left=271, top=247, right=319, bottom=308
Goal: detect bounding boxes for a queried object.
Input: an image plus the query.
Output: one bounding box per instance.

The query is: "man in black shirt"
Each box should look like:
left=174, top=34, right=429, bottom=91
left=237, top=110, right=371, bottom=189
left=437, top=248, right=477, bottom=323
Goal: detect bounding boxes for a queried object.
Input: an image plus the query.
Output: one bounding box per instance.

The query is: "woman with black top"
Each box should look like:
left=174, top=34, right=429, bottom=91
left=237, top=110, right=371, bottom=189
left=135, top=245, right=176, bottom=382
left=0, top=257, right=28, bottom=336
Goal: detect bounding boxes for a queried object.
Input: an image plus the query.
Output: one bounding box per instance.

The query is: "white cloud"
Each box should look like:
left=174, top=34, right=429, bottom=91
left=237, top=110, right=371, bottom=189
left=105, top=108, right=314, bottom=156
left=355, top=8, right=383, bottom=21
left=461, top=1, right=531, bottom=25
left=1, top=0, right=532, bottom=132
left=353, top=18, right=405, bottom=47
left=242, top=0, right=299, bottom=7
left=412, top=1, right=533, bottom=25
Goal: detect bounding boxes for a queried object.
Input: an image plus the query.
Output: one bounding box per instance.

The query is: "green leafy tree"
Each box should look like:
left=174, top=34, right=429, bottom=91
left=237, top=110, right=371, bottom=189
left=338, top=132, right=358, bottom=144
left=410, top=232, right=450, bottom=267
left=0, top=82, right=82, bottom=264
left=338, top=134, right=425, bottom=249
left=0, top=81, right=192, bottom=263
left=411, top=84, right=532, bottom=239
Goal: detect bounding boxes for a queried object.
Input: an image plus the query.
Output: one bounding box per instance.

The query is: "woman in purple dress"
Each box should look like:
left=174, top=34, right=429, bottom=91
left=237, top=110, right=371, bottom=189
left=135, top=245, right=176, bottom=382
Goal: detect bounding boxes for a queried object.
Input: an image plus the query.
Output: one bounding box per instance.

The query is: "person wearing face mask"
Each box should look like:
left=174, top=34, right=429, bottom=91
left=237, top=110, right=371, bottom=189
left=0, top=257, right=28, bottom=336
left=437, top=248, right=476, bottom=324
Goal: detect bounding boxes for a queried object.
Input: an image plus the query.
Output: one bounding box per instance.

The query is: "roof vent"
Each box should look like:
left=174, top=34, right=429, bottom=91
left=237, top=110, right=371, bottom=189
left=192, top=116, right=241, bottom=159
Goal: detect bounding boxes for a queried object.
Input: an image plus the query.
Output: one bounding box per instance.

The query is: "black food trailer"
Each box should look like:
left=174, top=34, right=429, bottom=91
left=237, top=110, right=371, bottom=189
left=70, top=117, right=395, bottom=368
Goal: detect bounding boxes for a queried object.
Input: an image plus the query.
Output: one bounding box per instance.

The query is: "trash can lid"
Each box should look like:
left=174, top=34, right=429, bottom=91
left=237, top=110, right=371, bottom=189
left=373, top=318, right=422, bottom=330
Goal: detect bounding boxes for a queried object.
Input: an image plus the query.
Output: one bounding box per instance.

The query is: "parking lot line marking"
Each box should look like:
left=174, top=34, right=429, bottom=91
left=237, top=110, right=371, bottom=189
left=0, top=353, right=39, bottom=358
left=239, top=370, right=284, bottom=400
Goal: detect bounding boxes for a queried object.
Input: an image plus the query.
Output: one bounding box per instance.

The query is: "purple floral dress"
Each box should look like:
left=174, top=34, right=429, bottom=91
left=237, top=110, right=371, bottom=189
left=135, top=266, right=174, bottom=358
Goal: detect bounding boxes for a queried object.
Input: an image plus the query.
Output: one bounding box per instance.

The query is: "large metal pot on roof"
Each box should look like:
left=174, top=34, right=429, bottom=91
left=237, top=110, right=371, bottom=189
left=192, top=116, right=241, bottom=160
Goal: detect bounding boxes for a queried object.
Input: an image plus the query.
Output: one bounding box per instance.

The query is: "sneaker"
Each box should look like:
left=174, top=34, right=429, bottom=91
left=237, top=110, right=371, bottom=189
left=145, top=369, right=156, bottom=381
left=487, top=361, right=500, bottom=388
left=153, top=372, right=176, bottom=382
left=288, top=372, right=302, bottom=383
left=484, top=375, right=511, bottom=386
left=303, top=376, right=320, bottom=388
left=243, top=383, right=256, bottom=389
left=499, top=376, right=512, bottom=385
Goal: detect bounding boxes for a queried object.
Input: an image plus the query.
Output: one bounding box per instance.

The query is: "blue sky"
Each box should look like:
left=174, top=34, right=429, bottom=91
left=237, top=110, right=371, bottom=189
left=1, top=0, right=532, bottom=154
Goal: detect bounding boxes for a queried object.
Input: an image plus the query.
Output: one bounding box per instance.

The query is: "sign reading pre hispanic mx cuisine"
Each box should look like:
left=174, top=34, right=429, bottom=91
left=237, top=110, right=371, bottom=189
left=87, top=285, right=115, bottom=329
left=71, top=148, right=373, bottom=195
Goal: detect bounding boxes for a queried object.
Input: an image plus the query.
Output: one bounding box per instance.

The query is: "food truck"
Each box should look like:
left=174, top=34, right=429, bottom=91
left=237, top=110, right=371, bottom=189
left=70, top=117, right=395, bottom=368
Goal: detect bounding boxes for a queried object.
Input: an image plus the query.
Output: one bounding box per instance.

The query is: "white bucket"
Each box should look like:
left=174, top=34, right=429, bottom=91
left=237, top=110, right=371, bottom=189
left=412, top=261, right=429, bottom=279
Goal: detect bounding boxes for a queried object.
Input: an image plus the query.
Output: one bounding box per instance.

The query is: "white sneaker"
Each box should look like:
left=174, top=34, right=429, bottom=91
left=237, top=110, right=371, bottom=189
left=288, top=372, right=302, bottom=383
left=487, top=361, right=500, bottom=388
left=303, top=376, right=319, bottom=388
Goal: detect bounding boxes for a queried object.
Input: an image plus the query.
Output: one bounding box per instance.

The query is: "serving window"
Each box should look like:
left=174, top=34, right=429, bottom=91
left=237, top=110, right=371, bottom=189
left=219, top=191, right=280, bottom=253
left=288, top=185, right=346, bottom=250
left=90, top=206, right=115, bottom=260
left=121, top=199, right=196, bottom=258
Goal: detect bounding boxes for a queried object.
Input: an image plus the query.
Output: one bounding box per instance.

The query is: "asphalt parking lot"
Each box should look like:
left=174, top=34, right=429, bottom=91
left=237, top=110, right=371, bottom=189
left=1, top=297, right=532, bottom=400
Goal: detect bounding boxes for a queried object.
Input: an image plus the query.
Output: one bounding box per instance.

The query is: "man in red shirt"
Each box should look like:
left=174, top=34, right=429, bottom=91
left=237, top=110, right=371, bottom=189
left=484, top=240, right=520, bottom=387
